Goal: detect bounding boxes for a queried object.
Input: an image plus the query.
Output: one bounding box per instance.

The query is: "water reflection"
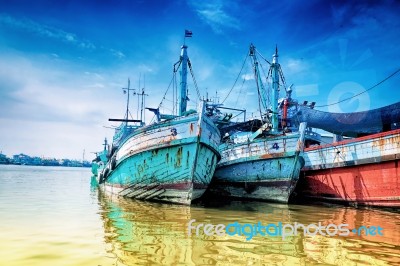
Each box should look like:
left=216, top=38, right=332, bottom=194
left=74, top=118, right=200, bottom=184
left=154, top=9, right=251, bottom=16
left=97, top=192, right=400, bottom=265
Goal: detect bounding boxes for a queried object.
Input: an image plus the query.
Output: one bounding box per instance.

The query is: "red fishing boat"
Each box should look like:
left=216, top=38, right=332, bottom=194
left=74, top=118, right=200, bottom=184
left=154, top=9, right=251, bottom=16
left=295, top=102, right=400, bottom=207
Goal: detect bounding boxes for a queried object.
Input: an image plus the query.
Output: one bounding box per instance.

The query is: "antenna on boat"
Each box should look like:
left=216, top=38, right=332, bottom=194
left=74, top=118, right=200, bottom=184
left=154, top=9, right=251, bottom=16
left=102, top=138, right=108, bottom=151
left=139, top=76, right=148, bottom=126
left=122, top=78, right=135, bottom=122
left=136, top=75, right=141, bottom=121
left=213, top=90, right=220, bottom=104
left=109, top=79, right=142, bottom=124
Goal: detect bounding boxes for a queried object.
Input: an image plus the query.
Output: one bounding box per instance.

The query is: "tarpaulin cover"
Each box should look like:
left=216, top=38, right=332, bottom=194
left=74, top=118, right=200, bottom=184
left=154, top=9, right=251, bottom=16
left=296, top=102, right=400, bottom=137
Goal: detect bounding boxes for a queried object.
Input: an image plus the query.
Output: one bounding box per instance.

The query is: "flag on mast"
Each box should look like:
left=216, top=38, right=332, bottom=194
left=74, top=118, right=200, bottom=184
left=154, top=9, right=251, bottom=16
left=185, top=30, right=192, bottom=37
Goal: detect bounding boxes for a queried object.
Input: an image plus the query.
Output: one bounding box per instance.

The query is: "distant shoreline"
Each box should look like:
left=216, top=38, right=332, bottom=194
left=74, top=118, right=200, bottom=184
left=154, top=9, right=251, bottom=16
left=0, top=163, right=91, bottom=168
left=0, top=153, right=92, bottom=168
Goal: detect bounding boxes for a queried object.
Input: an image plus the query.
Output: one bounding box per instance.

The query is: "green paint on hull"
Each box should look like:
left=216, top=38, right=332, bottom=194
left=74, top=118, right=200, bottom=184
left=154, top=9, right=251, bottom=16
left=102, top=142, right=218, bottom=204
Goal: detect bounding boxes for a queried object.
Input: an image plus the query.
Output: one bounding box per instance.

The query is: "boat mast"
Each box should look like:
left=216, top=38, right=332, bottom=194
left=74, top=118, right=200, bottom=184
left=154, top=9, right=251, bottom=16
left=179, top=44, right=189, bottom=116
left=249, top=44, right=269, bottom=112
left=270, top=46, right=280, bottom=134
left=139, top=85, right=148, bottom=126
left=179, top=30, right=192, bottom=116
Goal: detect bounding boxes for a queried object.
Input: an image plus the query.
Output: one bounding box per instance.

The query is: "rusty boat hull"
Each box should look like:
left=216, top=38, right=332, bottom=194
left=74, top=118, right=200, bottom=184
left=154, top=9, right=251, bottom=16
left=97, top=109, right=220, bottom=205
left=208, top=129, right=306, bottom=203
left=297, top=129, right=400, bottom=207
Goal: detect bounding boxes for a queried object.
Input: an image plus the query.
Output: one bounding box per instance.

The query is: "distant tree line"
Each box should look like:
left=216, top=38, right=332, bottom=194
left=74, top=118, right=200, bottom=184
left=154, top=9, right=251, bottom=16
left=0, top=153, right=91, bottom=167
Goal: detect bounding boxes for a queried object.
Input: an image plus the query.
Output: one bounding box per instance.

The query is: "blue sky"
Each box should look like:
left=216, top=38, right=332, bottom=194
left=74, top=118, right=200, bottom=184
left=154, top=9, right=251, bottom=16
left=0, top=0, right=399, bottom=159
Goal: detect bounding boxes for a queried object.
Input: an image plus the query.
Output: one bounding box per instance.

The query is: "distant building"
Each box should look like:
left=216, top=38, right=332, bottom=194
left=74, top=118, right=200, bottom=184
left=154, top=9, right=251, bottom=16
left=13, top=153, right=33, bottom=165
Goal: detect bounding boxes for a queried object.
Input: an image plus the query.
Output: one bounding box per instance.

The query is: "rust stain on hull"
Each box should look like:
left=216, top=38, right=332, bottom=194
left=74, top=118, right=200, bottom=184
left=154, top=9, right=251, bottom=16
left=189, top=123, right=194, bottom=134
left=175, top=147, right=183, bottom=168
left=260, top=152, right=285, bottom=159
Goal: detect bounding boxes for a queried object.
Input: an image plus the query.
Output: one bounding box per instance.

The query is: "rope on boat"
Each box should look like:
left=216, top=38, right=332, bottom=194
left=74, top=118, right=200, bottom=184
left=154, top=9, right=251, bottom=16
left=187, top=59, right=201, bottom=100
left=149, top=74, right=176, bottom=124
left=151, top=56, right=203, bottom=123
left=315, top=67, right=400, bottom=108
left=255, top=48, right=271, bottom=65
left=222, top=51, right=249, bottom=104
left=234, top=77, right=247, bottom=109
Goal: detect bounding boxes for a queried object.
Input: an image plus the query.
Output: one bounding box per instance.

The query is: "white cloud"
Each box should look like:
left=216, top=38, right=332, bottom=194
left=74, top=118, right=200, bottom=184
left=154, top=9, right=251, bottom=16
left=0, top=118, right=108, bottom=160
left=0, top=49, right=182, bottom=158
left=110, top=49, right=126, bottom=59
left=86, top=83, right=105, bottom=89
left=84, top=71, right=104, bottom=80
left=285, top=58, right=305, bottom=73
left=65, top=34, right=75, bottom=42
left=0, top=53, right=117, bottom=158
left=0, top=13, right=96, bottom=49
left=241, top=73, right=253, bottom=81
left=188, top=1, right=240, bottom=33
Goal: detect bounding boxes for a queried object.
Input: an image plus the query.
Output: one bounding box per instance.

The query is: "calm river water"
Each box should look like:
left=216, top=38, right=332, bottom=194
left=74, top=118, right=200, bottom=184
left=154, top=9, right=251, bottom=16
left=0, top=165, right=399, bottom=265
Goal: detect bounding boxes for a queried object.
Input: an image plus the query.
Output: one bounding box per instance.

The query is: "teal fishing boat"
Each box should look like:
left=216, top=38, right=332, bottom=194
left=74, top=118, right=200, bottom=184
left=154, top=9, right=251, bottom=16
left=92, top=31, right=220, bottom=205
left=208, top=44, right=307, bottom=203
